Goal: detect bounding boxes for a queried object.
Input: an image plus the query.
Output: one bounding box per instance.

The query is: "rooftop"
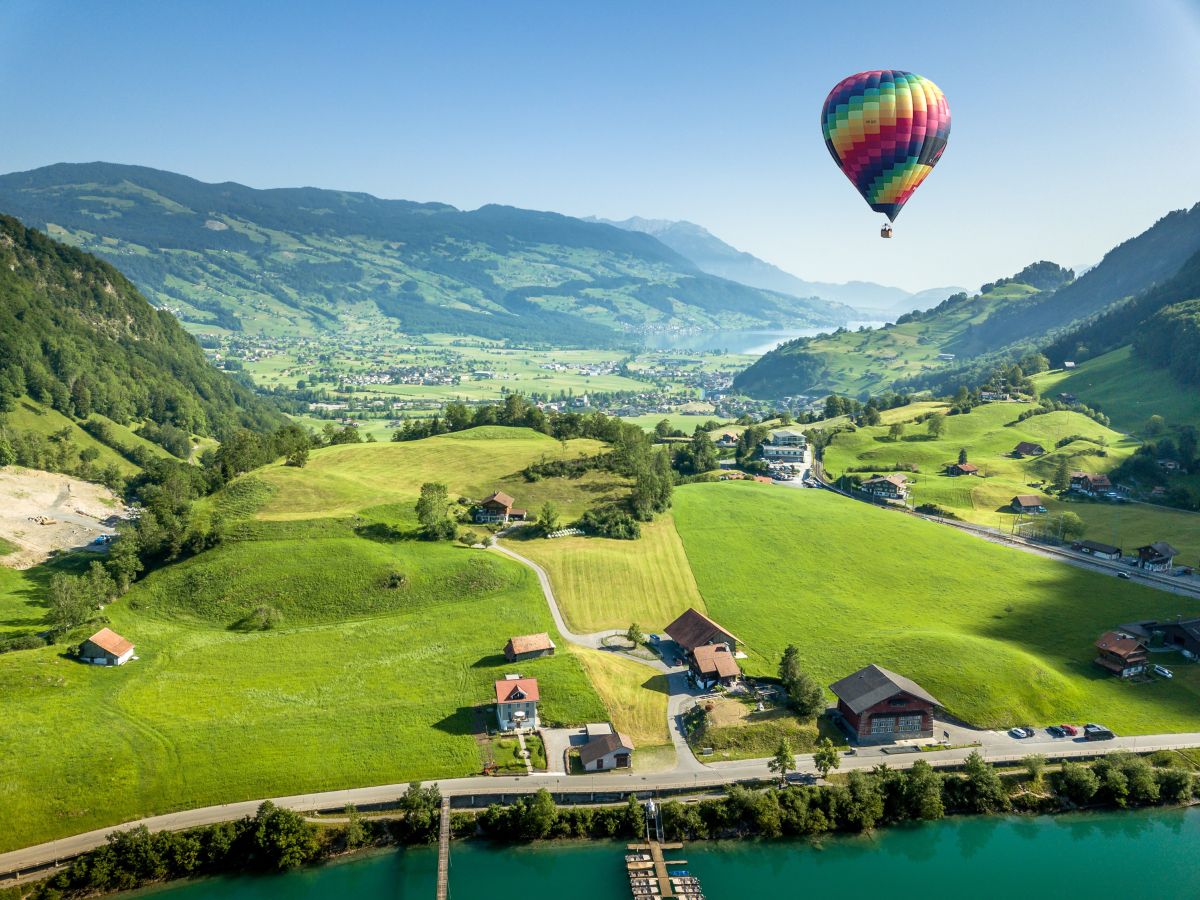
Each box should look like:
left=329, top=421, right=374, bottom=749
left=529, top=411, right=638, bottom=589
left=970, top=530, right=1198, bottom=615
left=829, top=664, right=941, bottom=715
left=1095, top=630, right=1147, bottom=660
left=483, top=491, right=516, bottom=507
left=494, top=677, right=540, bottom=705
left=692, top=643, right=742, bottom=679
left=86, top=627, right=133, bottom=657
left=578, top=731, right=634, bottom=766
left=664, top=608, right=740, bottom=651
left=506, top=632, right=555, bottom=655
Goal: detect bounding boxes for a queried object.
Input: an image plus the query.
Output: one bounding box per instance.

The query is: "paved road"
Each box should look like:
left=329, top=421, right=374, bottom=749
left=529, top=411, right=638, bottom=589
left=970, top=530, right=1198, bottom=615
left=7, top=728, right=1200, bottom=881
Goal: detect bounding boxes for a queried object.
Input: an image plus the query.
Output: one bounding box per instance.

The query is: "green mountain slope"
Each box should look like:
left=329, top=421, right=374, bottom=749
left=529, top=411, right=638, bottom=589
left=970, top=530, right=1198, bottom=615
left=732, top=262, right=1071, bottom=398
left=0, top=214, right=282, bottom=442
left=0, top=163, right=853, bottom=345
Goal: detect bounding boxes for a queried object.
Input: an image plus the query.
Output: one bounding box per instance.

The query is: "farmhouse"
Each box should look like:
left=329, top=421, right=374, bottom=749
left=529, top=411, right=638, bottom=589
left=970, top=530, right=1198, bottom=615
left=1136, top=542, right=1179, bottom=572
left=475, top=491, right=527, bottom=524
left=504, top=632, right=556, bottom=662
left=579, top=727, right=634, bottom=771
left=79, top=628, right=135, bottom=666
left=1070, top=473, right=1112, bottom=496
left=1094, top=630, right=1148, bottom=678
left=494, top=675, right=539, bottom=731
left=690, top=643, right=742, bottom=687
left=665, top=608, right=739, bottom=653
left=1013, top=441, right=1046, bottom=457
left=715, top=432, right=739, bottom=449
left=860, top=473, right=909, bottom=501
left=1072, top=539, right=1122, bottom=560
left=830, top=664, right=941, bottom=743
left=1011, top=494, right=1046, bottom=514
left=946, top=462, right=979, bottom=477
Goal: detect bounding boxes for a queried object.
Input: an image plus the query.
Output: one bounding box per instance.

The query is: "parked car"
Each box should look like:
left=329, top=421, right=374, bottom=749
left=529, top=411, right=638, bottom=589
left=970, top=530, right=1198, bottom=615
left=1046, top=725, right=1065, bottom=738
left=648, top=634, right=660, bottom=643
left=1084, top=723, right=1116, bottom=741
left=1009, top=726, right=1033, bottom=739
left=1117, top=572, right=1132, bottom=580
left=1059, top=724, right=1079, bottom=736
left=1153, top=664, right=1174, bottom=679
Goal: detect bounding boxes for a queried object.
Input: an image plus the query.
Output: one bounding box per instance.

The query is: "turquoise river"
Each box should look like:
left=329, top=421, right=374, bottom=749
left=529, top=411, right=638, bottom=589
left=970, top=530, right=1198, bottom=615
left=129, top=808, right=1200, bottom=899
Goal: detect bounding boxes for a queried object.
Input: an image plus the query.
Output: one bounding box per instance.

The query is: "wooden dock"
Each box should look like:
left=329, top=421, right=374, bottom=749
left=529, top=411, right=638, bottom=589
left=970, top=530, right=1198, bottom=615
left=435, top=797, right=451, bottom=900
left=626, top=840, right=700, bottom=899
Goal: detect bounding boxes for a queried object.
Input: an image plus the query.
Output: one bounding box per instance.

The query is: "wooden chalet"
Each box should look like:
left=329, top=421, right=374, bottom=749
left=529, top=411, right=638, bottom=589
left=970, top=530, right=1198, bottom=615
left=1072, top=539, right=1122, bottom=561
left=1137, top=542, right=1179, bottom=571
left=829, top=664, right=941, bottom=743
left=947, top=462, right=979, bottom=477
left=690, top=643, right=741, bottom=687
left=1094, top=630, right=1148, bottom=678
left=1011, top=494, right=1046, bottom=514
left=861, top=473, right=909, bottom=501
left=1013, top=441, right=1046, bottom=457
left=475, top=491, right=527, bottom=524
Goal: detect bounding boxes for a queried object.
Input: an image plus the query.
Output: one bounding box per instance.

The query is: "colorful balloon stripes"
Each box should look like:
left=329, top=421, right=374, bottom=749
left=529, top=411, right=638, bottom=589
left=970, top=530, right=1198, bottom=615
left=821, top=70, right=950, bottom=222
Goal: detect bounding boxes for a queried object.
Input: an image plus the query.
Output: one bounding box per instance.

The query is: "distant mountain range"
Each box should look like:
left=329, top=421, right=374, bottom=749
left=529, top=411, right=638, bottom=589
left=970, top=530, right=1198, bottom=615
left=591, top=216, right=965, bottom=315
left=733, top=201, right=1200, bottom=399
left=0, top=163, right=858, bottom=347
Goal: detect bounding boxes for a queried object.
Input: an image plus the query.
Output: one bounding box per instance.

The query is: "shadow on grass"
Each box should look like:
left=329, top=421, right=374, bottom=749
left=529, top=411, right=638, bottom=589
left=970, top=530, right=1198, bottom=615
left=433, top=705, right=484, bottom=737
left=640, top=674, right=671, bottom=696
left=472, top=653, right=509, bottom=669
left=354, top=522, right=420, bottom=543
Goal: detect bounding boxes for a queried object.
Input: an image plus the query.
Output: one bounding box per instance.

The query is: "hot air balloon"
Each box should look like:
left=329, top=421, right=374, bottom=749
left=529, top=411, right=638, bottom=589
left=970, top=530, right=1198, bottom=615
left=821, top=70, right=950, bottom=237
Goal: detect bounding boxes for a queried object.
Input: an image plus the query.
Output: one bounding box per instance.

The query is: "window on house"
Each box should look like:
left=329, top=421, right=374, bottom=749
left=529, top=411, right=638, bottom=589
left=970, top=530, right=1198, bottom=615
left=897, top=715, right=923, bottom=732
left=870, top=717, right=896, bottom=734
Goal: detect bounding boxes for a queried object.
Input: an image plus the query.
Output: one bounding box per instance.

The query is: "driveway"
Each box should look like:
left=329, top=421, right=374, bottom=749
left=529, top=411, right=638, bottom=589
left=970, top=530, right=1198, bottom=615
left=538, top=727, right=582, bottom=775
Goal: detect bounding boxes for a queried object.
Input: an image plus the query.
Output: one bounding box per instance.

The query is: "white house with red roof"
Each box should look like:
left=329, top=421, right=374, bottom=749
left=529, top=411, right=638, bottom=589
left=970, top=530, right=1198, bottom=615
left=494, top=675, right=539, bottom=731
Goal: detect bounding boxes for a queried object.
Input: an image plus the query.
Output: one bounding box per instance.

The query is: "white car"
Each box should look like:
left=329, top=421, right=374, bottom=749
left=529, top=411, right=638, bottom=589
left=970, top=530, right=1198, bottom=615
left=1153, top=664, right=1174, bottom=679
left=1009, top=727, right=1032, bottom=739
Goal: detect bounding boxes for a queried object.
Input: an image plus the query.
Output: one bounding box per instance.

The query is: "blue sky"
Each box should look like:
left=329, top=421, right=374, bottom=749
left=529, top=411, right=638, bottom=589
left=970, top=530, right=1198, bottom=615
left=2, top=0, right=1199, bottom=292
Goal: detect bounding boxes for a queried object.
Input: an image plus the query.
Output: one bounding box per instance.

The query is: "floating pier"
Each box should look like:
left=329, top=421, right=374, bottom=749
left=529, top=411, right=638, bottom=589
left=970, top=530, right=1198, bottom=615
left=625, top=840, right=704, bottom=899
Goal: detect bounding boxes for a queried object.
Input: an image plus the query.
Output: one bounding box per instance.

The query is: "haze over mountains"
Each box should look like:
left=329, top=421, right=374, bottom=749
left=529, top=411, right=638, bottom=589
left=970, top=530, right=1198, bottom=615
left=0, top=163, right=858, bottom=346
left=591, top=216, right=966, bottom=315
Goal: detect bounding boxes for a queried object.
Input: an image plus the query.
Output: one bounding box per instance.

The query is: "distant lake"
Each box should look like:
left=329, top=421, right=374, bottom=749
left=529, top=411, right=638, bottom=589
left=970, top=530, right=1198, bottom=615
left=133, top=806, right=1200, bottom=899
left=641, top=322, right=885, bottom=356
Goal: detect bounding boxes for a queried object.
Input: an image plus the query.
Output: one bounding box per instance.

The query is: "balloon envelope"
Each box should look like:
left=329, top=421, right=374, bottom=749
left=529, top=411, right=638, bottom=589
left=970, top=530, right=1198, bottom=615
left=821, top=70, right=950, bottom=222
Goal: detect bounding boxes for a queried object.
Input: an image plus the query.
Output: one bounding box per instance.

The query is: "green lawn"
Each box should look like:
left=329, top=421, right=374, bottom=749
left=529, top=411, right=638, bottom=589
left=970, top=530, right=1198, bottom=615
left=672, top=482, right=1200, bottom=735
left=822, top=399, right=1200, bottom=563
left=0, top=433, right=618, bottom=853
left=1036, top=347, right=1200, bottom=435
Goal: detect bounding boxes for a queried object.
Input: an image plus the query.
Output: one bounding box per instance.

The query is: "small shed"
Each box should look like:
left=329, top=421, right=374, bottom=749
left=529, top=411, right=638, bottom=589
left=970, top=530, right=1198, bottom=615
left=504, top=632, right=556, bottom=662
left=1011, top=494, right=1046, bottom=514
left=947, top=463, right=979, bottom=477
left=79, top=628, right=135, bottom=666
left=578, top=732, right=634, bottom=771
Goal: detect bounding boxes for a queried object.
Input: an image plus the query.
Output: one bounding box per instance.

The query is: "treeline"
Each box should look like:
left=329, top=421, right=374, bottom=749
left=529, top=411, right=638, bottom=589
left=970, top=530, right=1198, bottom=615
left=1111, top=420, right=1200, bottom=511
left=27, top=784, right=444, bottom=899
left=0, top=214, right=282, bottom=441
left=1133, top=298, right=1200, bottom=387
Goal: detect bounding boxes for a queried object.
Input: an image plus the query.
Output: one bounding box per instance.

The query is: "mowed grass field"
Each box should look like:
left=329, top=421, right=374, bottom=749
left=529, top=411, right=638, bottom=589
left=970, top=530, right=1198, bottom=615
left=513, top=517, right=707, bottom=633
left=254, top=426, right=619, bottom=522
left=822, top=399, right=1200, bottom=562
left=0, top=430, right=620, bottom=852
left=573, top=648, right=672, bottom=766
left=671, top=482, right=1200, bottom=734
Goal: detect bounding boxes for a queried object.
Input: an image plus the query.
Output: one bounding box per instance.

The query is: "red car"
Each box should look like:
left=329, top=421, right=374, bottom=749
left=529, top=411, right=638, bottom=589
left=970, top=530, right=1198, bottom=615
left=1059, top=724, right=1079, bottom=736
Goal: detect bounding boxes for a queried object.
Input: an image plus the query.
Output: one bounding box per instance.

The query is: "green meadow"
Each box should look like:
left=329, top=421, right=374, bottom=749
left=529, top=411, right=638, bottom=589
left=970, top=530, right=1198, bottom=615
left=821, top=400, right=1200, bottom=561
left=0, top=430, right=620, bottom=852
left=671, top=482, right=1200, bottom=734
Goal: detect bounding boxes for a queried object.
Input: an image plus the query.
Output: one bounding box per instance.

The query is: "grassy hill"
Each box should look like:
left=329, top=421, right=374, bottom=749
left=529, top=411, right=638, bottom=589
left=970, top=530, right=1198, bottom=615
left=821, top=400, right=1200, bottom=561
left=733, top=275, right=1055, bottom=399
left=0, top=163, right=852, bottom=345
left=672, top=482, right=1200, bottom=733
left=1036, top=348, right=1200, bottom=435
left=0, top=427, right=623, bottom=851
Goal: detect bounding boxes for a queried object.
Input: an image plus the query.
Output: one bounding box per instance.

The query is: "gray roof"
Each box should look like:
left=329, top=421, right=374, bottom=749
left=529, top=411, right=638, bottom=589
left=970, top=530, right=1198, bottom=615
left=829, top=664, right=942, bottom=714
left=578, top=732, right=633, bottom=766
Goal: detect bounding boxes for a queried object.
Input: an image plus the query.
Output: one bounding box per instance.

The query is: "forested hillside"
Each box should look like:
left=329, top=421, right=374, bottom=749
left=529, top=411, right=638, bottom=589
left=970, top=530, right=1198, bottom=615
left=0, top=163, right=852, bottom=344
left=0, top=215, right=282, bottom=443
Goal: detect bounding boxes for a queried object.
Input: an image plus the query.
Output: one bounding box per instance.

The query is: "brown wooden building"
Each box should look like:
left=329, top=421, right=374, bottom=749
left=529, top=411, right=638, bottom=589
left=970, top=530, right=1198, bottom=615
left=504, top=632, right=556, bottom=662
left=475, top=491, right=527, bottom=524
left=829, top=664, right=941, bottom=743
left=1094, top=630, right=1148, bottom=678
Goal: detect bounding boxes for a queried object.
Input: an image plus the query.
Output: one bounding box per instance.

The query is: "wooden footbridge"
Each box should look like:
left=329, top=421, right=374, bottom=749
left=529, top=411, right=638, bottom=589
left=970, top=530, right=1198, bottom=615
left=435, top=798, right=451, bottom=899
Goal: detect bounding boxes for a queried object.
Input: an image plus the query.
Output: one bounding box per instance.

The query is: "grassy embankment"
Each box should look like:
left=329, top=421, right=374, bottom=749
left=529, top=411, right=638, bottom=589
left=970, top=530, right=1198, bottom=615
left=672, top=482, right=1200, bottom=734
left=822, top=398, right=1200, bottom=562
left=0, top=428, right=620, bottom=852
